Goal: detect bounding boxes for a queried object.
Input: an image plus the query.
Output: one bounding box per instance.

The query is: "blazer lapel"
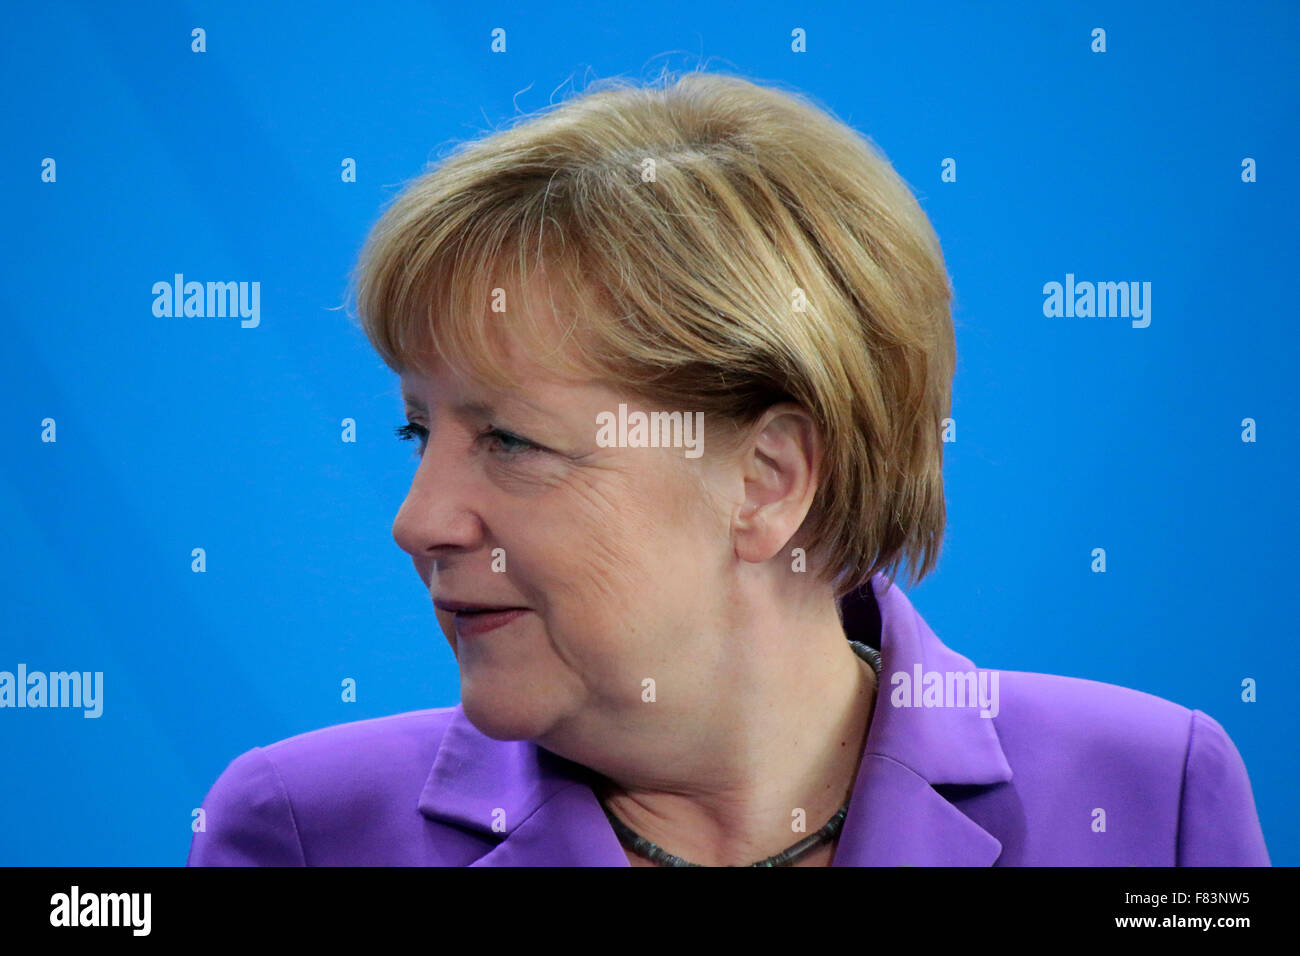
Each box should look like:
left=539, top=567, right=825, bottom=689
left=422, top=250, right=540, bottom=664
left=833, top=756, right=1005, bottom=865
left=417, top=704, right=629, bottom=865
left=467, top=782, right=629, bottom=867
left=832, top=573, right=1013, bottom=866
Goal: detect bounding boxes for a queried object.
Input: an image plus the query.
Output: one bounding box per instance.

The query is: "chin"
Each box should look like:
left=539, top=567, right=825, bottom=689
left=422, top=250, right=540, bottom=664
left=459, top=685, right=556, bottom=742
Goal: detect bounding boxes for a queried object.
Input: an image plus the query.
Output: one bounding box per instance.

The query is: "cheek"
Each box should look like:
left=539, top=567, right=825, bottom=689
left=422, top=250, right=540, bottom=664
left=525, top=464, right=679, bottom=599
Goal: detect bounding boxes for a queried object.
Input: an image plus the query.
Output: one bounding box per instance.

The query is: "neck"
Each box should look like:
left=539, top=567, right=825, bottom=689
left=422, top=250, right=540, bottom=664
left=536, top=581, right=879, bottom=867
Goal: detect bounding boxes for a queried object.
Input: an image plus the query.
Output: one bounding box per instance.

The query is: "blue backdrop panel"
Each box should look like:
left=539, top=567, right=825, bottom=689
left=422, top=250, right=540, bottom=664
left=1, top=0, right=1295, bottom=864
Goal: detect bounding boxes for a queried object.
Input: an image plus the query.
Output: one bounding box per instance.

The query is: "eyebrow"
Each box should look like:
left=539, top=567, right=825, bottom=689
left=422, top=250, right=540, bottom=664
left=401, top=395, right=485, bottom=415
left=401, top=393, right=552, bottom=423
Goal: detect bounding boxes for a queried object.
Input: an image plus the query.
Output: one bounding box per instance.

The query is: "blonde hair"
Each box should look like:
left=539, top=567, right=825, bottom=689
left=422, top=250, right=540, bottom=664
left=347, top=70, right=956, bottom=596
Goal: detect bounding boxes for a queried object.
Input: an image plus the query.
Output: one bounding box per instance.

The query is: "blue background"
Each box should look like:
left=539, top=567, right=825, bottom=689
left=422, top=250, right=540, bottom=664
left=2, top=0, right=1295, bottom=865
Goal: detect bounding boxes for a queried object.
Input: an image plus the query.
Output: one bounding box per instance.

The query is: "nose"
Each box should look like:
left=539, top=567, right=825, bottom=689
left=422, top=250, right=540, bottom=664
left=391, top=430, right=483, bottom=560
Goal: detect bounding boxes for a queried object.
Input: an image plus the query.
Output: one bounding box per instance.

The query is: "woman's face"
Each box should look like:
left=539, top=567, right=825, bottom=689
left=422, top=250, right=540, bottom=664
left=392, top=341, right=739, bottom=745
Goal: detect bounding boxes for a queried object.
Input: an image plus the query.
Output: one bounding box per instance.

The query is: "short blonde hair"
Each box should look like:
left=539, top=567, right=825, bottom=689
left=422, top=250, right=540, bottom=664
left=348, top=70, right=955, bottom=597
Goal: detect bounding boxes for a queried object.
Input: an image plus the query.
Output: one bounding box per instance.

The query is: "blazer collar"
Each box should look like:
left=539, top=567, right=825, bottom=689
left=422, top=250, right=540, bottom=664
left=418, top=572, right=1013, bottom=866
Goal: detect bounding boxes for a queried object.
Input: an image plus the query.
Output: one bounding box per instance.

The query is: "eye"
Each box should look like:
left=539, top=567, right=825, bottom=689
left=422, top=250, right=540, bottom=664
left=476, top=425, right=541, bottom=456
left=394, top=422, right=427, bottom=457
left=394, top=422, right=542, bottom=459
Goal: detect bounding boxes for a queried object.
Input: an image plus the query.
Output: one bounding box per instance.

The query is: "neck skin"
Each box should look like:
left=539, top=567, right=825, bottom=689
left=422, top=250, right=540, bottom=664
left=536, top=578, right=880, bottom=867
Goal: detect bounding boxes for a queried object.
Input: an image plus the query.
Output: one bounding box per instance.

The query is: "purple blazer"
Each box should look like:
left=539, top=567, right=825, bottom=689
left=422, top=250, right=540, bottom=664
left=187, top=573, right=1270, bottom=866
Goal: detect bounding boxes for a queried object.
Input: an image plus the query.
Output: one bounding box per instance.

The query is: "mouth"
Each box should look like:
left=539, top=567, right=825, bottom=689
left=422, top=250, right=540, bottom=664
left=433, top=598, right=527, bottom=615
left=444, top=607, right=529, bottom=638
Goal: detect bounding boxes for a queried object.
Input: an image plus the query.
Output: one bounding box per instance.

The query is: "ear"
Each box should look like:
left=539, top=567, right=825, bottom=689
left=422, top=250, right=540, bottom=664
left=732, top=402, right=823, bottom=567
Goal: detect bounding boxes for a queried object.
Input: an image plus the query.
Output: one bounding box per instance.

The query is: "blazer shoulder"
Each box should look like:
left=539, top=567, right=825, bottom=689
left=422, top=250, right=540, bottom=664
left=993, top=669, right=1195, bottom=762
left=988, top=671, right=1268, bottom=865
left=256, top=705, right=460, bottom=774
left=188, top=706, right=460, bottom=866
left=1177, top=708, right=1270, bottom=865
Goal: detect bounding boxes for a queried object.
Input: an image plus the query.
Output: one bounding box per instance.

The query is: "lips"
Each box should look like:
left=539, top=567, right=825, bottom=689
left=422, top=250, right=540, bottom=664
left=446, top=607, right=529, bottom=638
left=433, top=599, right=525, bottom=615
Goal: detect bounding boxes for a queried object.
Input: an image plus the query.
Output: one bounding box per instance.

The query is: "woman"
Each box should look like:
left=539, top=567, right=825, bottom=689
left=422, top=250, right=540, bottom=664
left=188, top=71, right=1268, bottom=866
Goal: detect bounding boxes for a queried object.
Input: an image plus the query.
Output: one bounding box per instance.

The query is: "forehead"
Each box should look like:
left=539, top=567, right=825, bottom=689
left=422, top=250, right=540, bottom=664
left=396, top=267, right=618, bottom=419
left=398, top=362, right=607, bottom=423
